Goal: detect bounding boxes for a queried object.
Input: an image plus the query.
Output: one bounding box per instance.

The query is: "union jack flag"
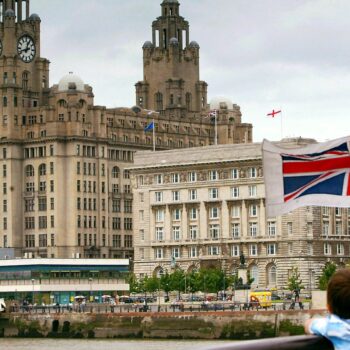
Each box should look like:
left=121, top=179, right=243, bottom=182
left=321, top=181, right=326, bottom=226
left=282, top=142, right=350, bottom=202
left=262, top=136, right=350, bottom=217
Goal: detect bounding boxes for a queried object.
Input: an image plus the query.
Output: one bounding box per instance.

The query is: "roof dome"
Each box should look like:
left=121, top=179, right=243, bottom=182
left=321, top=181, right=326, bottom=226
left=209, top=97, right=233, bottom=110
left=4, top=9, right=15, bottom=17
left=189, top=41, right=200, bottom=48
left=169, top=37, right=179, bottom=46
left=142, top=41, right=154, bottom=49
left=162, top=0, right=179, bottom=3
left=58, top=72, right=85, bottom=92
left=29, top=13, right=41, bottom=21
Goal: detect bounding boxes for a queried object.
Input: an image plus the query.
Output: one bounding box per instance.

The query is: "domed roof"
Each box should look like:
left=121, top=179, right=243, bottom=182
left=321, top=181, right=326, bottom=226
left=58, top=72, right=85, bottom=92
left=29, top=13, right=41, bottom=21
left=4, top=9, right=15, bottom=17
left=189, top=41, right=200, bottom=48
left=209, top=97, right=233, bottom=110
left=162, top=0, right=179, bottom=4
left=142, top=41, right=154, bottom=49
left=169, top=37, right=179, bottom=46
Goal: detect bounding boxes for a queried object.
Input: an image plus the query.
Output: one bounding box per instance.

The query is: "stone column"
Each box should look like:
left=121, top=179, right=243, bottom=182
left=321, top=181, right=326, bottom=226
left=199, top=202, right=207, bottom=239
left=17, top=0, right=22, bottom=21
left=181, top=204, right=188, bottom=240
left=221, top=201, right=229, bottom=238
left=241, top=200, right=247, bottom=238
left=260, top=198, right=266, bottom=237
left=164, top=205, right=171, bottom=241
left=25, top=0, right=29, bottom=19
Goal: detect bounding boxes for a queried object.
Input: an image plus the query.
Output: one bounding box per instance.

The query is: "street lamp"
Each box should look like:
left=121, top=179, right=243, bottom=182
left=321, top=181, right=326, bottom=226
left=88, top=277, right=93, bottom=302
left=31, top=279, right=35, bottom=304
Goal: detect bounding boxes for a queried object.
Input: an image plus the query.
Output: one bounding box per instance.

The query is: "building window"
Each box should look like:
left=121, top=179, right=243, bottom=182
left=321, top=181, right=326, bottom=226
left=38, top=197, right=47, bottom=211
left=209, top=188, right=219, bottom=199
left=249, top=244, right=258, bottom=256
left=324, top=243, right=331, bottom=255
left=188, top=171, right=197, bottom=182
left=189, top=225, right=197, bottom=240
left=268, top=266, right=277, bottom=285
left=112, top=166, right=120, bottom=178
left=267, top=244, right=276, bottom=255
left=25, top=235, right=35, bottom=248
left=189, top=246, right=197, bottom=258
left=171, top=173, right=180, bottom=183
left=189, top=208, right=197, bottom=220
left=172, top=226, right=181, bottom=240
left=124, top=200, right=132, bottom=213
left=39, top=234, right=47, bottom=247
left=209, top=224, right=220, bottom=239
left=189, top=189, right=197, bottom=200
left=335, top=221, right=342, bottom=235
left=231, top=245, right=240, bottom=257
left=231, top=168, right=239, bottom=179
left=231, top=187, right=239, bottom=198
left=124, top=235, right=133, bottom=248
left=172, top=247, right=180, bottom=258
left=25, top=198, right=35, bottom=212
left=232, top=223, right=240, bottom=238
left=209, top=170, right=218, bottom=181
left=231, top=206, right=240, bottom=218
left=172, top=191, right=180, bottom=201
left=155, top=174, right=163, bottom=184
left=209, top=207, right=219, bottom=219
left=248, top=167, right=257, bottom=178
left=123, top=170, right=130, bottom=179
left=172, top=208, right=181, bottom=221
left=287, top=222, right=293, bottom=235
left=112, top=235, right=121, bottom=248
left=39, top=216, right=47, bottom=229
left=155, top=248, right=163, bottom=259
left=155, top=209, right=164, bottom=222
left=337, top=243, right=344, bottom=255
left=208, top=246, right=220, bottom=255
left=25, top=165, right=34, bottom=177
left=155, top=192, right=163, bottom=202
left=124, top=217, right=133, bottom=230
left=156, top=227, right=164, bottom=241
left=248, top=185, right=257, bottom=197
left=267, top=222, right=276, bottom=237
left=249, top=222, right=258, bottom=237
left=249, top=204, right=258, bottom=217
left=112, top=199, right=121, bottom=212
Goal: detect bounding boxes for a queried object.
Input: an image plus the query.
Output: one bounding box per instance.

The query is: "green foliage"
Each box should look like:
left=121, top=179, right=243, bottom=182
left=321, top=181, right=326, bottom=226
left=318, top=262, right=337, bottom=291
left=287, top=267, right=304, bottom=291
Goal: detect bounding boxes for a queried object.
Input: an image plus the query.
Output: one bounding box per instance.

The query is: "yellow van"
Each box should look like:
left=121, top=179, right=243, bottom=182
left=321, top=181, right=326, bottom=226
left=250, top=291, right=272, bottom=308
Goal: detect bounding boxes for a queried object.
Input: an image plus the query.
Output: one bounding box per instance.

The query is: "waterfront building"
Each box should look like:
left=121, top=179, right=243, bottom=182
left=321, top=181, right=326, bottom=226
left=0, top=258, right=129, bottom=304
left=130, top=140, right=350, bottom=291
left=0, top=1, right=252, bottom=259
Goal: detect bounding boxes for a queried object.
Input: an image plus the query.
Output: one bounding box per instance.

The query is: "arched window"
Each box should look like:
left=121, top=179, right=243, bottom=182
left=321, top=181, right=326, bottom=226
left=185, top=92, right=192, bottom=111
left=58, top=99, right=67, bottom=108
left=250, top=265, right=259, bottom=286
left=112, top=166, right=119, bottom=178
left=123, top=170, right=130, bottom=179
left=79, top=99, right=86, bottom=108
left=39, top=163, right=46, bottom=176
left=3, top=96, right=7, bottom=107
left=25, top=165, right=34, bottom=177
left=42, top=76, right=46, bottom=88
left=268, top=265, right=277, bottom=286
left=155, top=92, right=163, bottom=111
left=22, top=71, right=29, bottom=90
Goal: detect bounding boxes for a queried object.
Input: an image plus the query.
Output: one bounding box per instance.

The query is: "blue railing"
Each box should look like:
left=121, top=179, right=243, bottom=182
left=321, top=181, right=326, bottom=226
left=210, top=335, right=333, bottom=350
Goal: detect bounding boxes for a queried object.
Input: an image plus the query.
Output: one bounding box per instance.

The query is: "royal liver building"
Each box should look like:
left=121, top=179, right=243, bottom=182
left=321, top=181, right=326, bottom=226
left=0, top=0, right=252, bottom=260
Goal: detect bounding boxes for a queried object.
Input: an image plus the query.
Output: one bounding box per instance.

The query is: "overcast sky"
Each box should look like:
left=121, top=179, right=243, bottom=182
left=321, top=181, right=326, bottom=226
left=31, top=0, right=350, bottom=143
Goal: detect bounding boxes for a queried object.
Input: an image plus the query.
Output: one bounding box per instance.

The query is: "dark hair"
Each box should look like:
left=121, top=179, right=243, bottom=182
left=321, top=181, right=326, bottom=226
left=327, top=268, right=350, bottom=319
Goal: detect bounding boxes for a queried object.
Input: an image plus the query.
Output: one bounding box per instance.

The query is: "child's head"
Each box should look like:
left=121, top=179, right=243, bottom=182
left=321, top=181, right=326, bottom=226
left=327, top=268, right=350, bottom=319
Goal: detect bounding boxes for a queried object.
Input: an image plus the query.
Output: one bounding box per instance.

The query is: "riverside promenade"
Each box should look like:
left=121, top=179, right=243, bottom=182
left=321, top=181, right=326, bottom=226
left=0, top=307, right=327, bottom=340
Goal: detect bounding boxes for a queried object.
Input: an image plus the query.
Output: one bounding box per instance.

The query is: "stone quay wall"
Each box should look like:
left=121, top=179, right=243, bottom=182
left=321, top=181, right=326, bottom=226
left=0, top=310, right=327, bottom=340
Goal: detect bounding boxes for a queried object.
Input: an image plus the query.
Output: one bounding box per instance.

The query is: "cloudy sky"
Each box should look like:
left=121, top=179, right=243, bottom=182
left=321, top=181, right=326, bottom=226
left=31, top=0, right=350, bottom=143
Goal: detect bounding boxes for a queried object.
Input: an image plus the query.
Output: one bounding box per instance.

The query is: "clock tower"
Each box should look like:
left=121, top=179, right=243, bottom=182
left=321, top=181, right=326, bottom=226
left=0, top=0, right=50, bottom=137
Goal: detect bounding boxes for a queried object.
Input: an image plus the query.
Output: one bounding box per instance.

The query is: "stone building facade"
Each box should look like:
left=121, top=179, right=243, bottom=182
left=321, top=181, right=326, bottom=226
left=130, top=141, right=350, bottom=290
left=0, top=0, right=252, bottom=259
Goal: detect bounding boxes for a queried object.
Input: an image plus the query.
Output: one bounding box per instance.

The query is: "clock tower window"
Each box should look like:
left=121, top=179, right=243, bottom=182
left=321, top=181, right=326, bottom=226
left=3, top=96, right=7, bottom=107
left=3, top=72, right=7, bottom=84
left=13, top=72, right=16, bottom=84
left=22, top=72, right=29, bottom=90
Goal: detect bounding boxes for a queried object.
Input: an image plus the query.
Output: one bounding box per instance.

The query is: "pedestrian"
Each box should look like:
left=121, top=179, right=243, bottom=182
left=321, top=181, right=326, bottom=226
left=305, top=269, right=350, bottom=350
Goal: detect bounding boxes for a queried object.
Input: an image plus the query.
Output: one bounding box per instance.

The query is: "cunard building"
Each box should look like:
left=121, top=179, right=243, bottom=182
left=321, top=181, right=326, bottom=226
left=0, top=0, right=252, bottom=259
left=130, top=141, right=350, bottom=290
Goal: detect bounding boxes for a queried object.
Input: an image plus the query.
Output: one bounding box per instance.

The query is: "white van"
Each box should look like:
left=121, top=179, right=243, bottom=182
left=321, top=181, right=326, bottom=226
left=0, top=298, right=6, bottom=312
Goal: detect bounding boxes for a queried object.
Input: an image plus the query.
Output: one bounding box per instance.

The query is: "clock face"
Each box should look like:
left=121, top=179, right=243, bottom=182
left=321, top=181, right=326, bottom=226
left=17, top=35, right=36, bottom=63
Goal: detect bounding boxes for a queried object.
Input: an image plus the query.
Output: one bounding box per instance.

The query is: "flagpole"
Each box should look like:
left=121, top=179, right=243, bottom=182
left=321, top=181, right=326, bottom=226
left=152, top=117, right=155, bottom=152
left=215, top=109, right=218, bottom=145
left=280, top=106, right=283, bottom=140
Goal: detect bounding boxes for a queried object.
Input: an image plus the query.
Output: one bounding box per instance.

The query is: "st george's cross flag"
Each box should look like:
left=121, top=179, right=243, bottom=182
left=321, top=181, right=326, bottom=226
left=262, top=136, right=350, bottom=217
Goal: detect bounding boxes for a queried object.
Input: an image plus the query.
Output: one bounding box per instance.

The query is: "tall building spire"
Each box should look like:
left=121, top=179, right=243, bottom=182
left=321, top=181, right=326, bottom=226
left=135, top=1, right=207, bottom=116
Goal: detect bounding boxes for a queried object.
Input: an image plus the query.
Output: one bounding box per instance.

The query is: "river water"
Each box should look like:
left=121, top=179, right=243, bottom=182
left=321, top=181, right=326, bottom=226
left=1, top=339, right=232, bottom=350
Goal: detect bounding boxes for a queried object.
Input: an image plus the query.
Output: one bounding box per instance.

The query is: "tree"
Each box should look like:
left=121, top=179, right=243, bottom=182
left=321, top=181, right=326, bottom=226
left=160, top=271, right=172, bottom=301
left=318, top=262, right=337, bottom=290
left=169, top=268, right=185, bottom=298
left=145, top=275, right=159, bottom=296
left=288, top=267, right=304, bottom=292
